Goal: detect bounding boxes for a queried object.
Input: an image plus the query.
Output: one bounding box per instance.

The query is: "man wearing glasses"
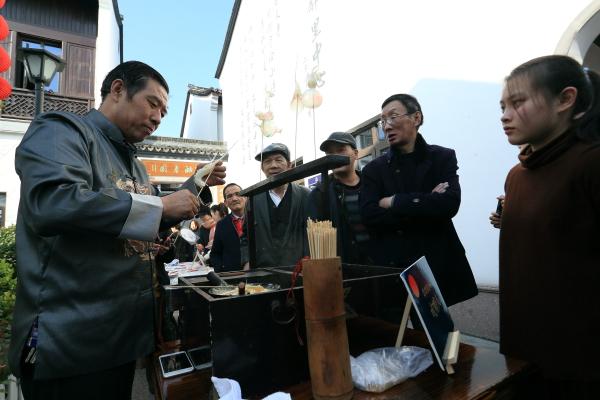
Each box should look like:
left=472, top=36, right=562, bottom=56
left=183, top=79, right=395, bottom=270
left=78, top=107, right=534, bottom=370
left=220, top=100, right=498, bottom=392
left=359, top=94, right=477, bottom=306
left=210, top=183, right=249, bottom=272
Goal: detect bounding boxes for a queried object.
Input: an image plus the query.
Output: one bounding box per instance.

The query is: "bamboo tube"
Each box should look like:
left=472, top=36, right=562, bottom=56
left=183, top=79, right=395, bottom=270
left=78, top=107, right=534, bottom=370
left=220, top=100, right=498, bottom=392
left=302, top=257, right=353, bottom=400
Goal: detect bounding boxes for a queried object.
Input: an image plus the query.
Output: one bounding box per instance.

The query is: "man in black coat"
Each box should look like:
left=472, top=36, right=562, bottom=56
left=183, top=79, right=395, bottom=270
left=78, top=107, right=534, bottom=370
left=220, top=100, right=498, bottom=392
left=360, top=93, right=477, bottom=306
left=211, top=183, right=248, bottom=272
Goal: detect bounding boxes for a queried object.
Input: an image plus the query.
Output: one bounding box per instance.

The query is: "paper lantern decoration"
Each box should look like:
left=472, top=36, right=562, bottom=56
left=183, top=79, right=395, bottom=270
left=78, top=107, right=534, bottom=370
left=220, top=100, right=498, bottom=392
left=0, top=0, right=6, bottom=9
left=301, top=71, right=325, bottom=109
left=289, top=81, right=304, bottom=112
left=0, top=46, right=10, bottom=72
left=0, top=77, right=12, bottom=99
left=302, top=88, right=323, bottom=108
left=0, top=16, right=8, bottom=40
left=255, top=110, right=282, bottom=137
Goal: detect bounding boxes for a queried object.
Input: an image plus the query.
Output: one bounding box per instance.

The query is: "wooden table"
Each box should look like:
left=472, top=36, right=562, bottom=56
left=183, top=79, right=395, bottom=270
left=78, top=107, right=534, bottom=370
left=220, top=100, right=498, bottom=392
left=151, top=317, right=533, bottom=400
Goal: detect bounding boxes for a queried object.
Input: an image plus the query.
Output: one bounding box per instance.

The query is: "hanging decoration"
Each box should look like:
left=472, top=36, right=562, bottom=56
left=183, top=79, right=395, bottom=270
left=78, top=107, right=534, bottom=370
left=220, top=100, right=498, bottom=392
left=301, top=70, right=325, bottom=109
left=0, top=1, right=11, bottom=102
left=301, top=0, right=325, bottom=159
left=290, top=80, right=304, bottom=112
left=256, top=3, right=282, bottom=140
left=0, top=15, right=8, bottom=40
left=255, top=110, right=281, bottom=138
left=0, top=47, right=10, bottom=71
left=0, top=77, right=11, bottom=99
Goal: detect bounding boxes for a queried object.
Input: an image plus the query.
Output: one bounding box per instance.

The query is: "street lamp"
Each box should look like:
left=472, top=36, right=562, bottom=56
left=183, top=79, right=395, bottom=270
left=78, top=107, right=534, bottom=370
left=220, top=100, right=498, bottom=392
left=18, top=47, right=65, bottom=116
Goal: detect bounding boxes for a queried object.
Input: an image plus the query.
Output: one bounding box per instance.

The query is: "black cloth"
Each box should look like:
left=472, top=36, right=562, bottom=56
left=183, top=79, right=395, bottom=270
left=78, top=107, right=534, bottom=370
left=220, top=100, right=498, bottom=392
left=268, top=187, right=293, bottom=245
left=360, top=134, right=477, bottom=306
left=198, top=227, right=210, bottom=248
left=211, top=214, right=248, bottom=272
left=307, top=173, right=371, bottom=264
left=20, top=360, right=136, bottom=400
left=253, top=183, right=310, bottom=268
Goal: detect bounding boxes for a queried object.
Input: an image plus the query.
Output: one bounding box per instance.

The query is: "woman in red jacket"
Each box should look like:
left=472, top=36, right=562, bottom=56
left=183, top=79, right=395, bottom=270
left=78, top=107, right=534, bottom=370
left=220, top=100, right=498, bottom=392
left=499, top=55, right=600, bottom=398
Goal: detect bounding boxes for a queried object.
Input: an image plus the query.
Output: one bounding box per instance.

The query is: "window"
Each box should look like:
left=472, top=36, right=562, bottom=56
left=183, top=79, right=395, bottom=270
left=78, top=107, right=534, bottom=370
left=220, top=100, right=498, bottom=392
left=355, top=128, right=374, bottom=149
left=357, top=154, right=373, bottom=171
left=17, top=36, right=63, bottom=93
left=348, top=116, right=389, bottom=169
left=0, top=193, right=5, bottom=227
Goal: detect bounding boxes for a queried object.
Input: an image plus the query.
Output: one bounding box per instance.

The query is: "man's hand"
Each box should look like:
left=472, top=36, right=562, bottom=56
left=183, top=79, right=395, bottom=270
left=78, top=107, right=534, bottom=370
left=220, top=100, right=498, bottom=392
left=195, top=160, right=226, bottom=187
left=432, top=182, right=449, bottom=194
left=161, top=189, right=199, bottom=220
left=378, top=196, right=395, bottom=209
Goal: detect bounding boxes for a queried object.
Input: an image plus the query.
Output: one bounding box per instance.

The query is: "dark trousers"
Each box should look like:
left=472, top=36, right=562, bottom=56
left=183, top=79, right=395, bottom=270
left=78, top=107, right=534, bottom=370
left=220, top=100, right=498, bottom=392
left=20, top=361, right=136, bottom=400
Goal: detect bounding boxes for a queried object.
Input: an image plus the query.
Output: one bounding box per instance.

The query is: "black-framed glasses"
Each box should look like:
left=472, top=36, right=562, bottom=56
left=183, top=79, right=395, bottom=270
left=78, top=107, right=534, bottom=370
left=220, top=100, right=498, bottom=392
left=377, top=112, right=414, bottom=129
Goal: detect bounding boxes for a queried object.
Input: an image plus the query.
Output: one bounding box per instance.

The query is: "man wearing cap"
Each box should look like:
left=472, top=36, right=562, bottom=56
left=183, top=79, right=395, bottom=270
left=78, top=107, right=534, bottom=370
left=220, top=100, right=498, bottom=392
left=253, top=143, right=309, bottom=267
left=307, top=132, right=371, bottom=264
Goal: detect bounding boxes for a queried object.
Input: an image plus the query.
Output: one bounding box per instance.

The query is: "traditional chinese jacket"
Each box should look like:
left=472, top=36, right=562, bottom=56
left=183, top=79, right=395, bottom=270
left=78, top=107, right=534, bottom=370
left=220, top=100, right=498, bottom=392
left=9, top=110, right=207, bottom=379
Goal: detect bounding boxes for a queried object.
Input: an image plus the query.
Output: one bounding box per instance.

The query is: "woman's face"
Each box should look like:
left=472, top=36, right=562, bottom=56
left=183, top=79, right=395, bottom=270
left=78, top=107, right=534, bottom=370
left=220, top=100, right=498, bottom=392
left=500, top=76, right=560, bottom=149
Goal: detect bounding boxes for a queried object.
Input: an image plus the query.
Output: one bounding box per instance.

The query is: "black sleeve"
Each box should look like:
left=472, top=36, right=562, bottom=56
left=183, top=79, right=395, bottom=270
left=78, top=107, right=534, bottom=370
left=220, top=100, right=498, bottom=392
left=388, top=150, right=461, bottom=219
left=210, top=222, right=224, bottom=270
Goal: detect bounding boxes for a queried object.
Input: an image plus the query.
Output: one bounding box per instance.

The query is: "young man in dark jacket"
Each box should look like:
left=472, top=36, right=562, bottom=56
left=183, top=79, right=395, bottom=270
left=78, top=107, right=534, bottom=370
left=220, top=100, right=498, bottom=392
left=359, top=94, right=477, bottom=306
left=307, top=132, right=371, bottom=264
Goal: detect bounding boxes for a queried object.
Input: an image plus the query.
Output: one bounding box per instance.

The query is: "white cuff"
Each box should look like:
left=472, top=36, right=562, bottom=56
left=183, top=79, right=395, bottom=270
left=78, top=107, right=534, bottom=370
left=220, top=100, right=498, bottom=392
left=118, top=193, right=163, bottom=241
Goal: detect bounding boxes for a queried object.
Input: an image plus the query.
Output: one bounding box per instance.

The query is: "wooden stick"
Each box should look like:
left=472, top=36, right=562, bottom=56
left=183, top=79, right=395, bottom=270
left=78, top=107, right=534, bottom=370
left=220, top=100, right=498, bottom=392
left=395, top=299, right=413, bottom=347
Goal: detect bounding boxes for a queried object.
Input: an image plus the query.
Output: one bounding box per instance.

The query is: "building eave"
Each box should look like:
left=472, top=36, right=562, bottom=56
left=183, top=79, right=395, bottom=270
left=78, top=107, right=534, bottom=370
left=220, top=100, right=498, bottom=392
left=215, top=0, right=242, bottom=79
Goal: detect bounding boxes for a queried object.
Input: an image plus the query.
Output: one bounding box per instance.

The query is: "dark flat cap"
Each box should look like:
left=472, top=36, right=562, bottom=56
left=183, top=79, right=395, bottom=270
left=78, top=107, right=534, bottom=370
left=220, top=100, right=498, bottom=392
left=319, top=132, right=357, bottom=151
left=255, top=142, right=291, bottom=161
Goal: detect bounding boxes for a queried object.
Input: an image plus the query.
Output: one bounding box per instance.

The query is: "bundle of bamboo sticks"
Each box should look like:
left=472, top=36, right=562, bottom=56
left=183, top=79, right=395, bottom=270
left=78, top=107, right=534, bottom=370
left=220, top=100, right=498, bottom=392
left=307, top=218, right=337, bottom=259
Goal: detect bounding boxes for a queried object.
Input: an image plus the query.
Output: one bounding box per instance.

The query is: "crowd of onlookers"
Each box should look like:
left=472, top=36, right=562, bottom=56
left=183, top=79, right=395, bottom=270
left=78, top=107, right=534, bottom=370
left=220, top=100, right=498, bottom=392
left=9, top=55, right=600, bottom=399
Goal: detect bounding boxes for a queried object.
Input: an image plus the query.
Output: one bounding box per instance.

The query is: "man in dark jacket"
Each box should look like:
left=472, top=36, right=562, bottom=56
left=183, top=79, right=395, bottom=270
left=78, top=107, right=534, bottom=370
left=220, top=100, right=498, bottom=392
left=307, top=132, right=371, bottom=264
left=360, top=93, right=477, bottom=306
left=253, top=143, right=309, bottom=267
left=211, top=183, right=249, bottom=272
left=9, top=61, right=225, bottom=399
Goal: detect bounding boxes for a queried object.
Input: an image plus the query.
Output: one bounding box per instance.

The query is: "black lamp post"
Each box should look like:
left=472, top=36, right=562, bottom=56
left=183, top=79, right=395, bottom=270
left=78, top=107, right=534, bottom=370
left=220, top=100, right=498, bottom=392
left=18, top=47, right=66, bottom=116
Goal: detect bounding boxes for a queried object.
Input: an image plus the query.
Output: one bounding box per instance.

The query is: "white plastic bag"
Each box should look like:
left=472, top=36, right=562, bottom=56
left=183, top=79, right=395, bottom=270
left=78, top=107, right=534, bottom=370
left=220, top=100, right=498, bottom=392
left=350, top=346, right=433, bottom=393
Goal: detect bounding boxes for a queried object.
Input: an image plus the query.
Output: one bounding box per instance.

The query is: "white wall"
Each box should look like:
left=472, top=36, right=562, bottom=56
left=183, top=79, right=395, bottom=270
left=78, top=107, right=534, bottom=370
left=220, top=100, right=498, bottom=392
left=182, top=94, right=221, bottom=141
left=218, top=0, right=597, bottom=286
left=0, top=121, right=29, bottom=226
left=95, top=0, right=122, bottom=106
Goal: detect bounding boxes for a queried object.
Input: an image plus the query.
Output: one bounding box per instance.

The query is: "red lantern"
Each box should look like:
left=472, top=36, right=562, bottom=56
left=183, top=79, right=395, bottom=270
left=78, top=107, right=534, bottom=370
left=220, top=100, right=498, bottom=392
left=0, top=46, right=10, bottom=72
left=0, top=77, right=12, bottom=99
left=0, top=16, right=8, bottom=40
left=0, top=0, right=6, bottom=9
